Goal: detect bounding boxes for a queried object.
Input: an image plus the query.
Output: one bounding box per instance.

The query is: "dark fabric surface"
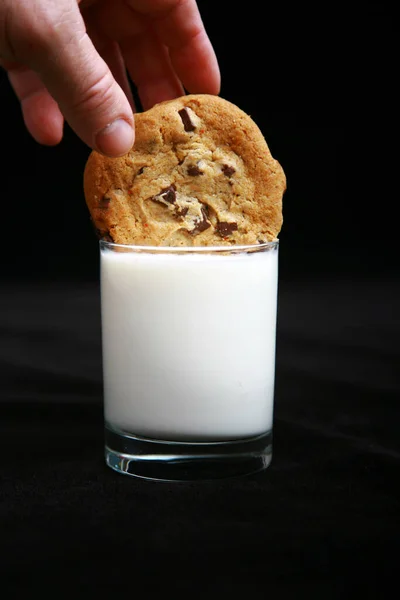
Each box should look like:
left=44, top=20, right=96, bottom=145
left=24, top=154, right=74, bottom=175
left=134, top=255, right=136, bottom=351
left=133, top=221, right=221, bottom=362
left=1, top=278, right=399, bottom=595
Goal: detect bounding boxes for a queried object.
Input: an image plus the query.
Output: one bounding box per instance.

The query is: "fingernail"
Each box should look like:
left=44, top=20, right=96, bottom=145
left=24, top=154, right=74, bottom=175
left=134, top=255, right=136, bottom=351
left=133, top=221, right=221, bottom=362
left=95, top=119, right=134, bottom=157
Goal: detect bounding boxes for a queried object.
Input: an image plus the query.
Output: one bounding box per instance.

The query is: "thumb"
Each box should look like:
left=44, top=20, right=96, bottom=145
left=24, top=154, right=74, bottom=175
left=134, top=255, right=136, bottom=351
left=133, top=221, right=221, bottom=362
left=23, top=3, right=134, bottom=156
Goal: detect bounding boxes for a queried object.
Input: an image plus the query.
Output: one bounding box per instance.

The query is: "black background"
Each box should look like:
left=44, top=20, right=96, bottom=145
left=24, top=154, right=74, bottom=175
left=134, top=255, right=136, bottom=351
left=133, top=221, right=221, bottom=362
left=1, top=2, right=399, bottom=595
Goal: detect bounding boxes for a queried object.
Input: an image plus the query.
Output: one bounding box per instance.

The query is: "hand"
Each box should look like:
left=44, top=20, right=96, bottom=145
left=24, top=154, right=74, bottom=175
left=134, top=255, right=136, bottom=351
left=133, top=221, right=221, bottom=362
left=0, top=0, right=220, bottom=156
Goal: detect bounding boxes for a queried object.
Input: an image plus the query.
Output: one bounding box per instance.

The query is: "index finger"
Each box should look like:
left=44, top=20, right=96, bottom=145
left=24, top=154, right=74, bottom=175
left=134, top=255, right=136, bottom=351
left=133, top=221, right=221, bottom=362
left=127, top=0, right=220, bottom=94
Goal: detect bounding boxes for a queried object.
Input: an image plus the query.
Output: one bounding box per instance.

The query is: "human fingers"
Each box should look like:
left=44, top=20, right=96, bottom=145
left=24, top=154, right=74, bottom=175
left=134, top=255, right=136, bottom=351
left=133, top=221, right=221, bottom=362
left=120, top=31, right=184, bottom=110
left=87, top=0, right=183, bottom=108
left=1, top=0, right=134, bottom=156
left=85, top=23, right=136, bottom=111
left=2, top=62, right=64, bottom=145
left=126, top=0, right=220, bottom=95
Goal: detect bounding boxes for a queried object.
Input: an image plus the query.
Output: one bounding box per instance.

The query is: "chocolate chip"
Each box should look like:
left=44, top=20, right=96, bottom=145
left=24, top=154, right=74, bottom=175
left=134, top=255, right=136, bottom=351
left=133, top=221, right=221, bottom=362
left=138, top=167, right=145, bottom=175
left=99, top=195, right=111, bottom=208
left=176, top=207, right=189, bottom=218
left=222, top=164, right=236, bottom=177
left=152, top=185, right=176, bottom=204
left=178, top=108, right=196, bottom=132
left=161, top=186, right=176, bottom=204
left=216, top=222, right=238, bottom=236
left=190, top=208, right=211, bottom=235
left=187, top=165, right=203, bottom=176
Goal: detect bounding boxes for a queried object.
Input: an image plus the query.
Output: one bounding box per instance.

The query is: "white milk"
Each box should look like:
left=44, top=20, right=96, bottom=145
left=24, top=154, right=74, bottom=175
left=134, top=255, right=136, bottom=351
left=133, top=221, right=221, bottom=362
left=100, top=246, right=278, bottom=441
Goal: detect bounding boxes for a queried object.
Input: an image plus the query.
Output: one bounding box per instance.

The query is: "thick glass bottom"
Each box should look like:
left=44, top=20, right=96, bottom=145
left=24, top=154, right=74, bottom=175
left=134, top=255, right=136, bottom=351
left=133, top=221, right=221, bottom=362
left=104, top=425, right=272, bottom=482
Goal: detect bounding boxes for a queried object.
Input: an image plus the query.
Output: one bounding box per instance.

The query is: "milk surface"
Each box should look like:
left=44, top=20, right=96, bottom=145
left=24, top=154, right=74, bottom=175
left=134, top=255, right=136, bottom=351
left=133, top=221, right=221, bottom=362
left=101, top=246, right=278, bottom=441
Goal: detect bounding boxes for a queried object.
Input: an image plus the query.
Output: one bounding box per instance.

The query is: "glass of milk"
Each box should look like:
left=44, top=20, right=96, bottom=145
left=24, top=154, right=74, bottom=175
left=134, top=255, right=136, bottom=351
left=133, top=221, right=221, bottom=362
left=100, top=240, right=279, bottom=481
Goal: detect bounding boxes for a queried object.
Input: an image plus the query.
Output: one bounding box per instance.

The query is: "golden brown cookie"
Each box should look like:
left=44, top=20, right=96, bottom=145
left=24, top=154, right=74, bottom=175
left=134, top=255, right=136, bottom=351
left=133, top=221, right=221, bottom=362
left=83, top=94, right=286, bottom=246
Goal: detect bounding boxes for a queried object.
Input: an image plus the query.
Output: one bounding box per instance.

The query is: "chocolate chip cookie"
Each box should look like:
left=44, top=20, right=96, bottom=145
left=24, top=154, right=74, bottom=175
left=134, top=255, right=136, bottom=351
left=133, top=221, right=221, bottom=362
left=83, top=94, right=286, bottom=246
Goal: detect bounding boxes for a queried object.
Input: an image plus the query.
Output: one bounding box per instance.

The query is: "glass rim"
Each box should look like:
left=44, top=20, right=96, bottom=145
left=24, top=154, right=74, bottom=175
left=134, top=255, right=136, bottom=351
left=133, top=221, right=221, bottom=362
left=99, top=239, right=279, bottom=254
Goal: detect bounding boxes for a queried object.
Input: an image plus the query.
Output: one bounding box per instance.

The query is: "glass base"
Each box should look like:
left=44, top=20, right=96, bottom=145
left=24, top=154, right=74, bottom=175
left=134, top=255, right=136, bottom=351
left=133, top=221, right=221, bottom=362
left=104, top=426, right=272, bottom=482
